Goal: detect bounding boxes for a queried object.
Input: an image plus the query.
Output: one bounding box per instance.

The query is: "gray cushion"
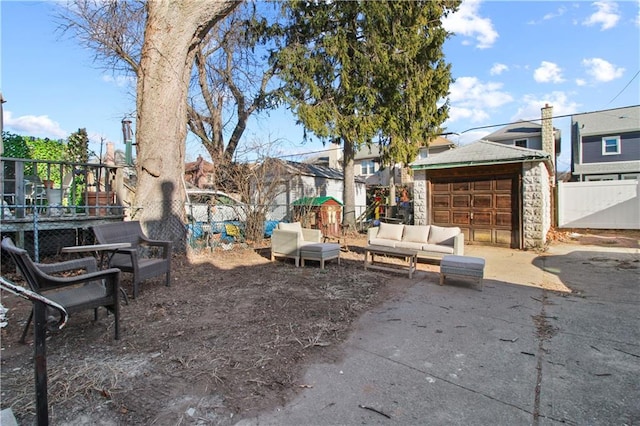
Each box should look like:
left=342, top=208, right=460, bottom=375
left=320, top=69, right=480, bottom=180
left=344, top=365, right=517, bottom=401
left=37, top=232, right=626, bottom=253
left=441, top=255, right=485, bottom=271
left=300, top=243, right=340, bottom=253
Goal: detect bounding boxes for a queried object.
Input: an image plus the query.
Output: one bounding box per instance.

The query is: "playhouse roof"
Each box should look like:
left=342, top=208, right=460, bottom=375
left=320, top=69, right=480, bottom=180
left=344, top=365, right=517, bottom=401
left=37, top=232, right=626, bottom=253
left=292, top=196, right=343, bottom=206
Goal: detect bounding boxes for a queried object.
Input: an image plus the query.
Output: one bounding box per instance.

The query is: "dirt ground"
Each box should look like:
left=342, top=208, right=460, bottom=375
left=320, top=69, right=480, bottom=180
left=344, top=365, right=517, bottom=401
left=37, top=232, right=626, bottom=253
left=1, top=230, right=637, bottom=425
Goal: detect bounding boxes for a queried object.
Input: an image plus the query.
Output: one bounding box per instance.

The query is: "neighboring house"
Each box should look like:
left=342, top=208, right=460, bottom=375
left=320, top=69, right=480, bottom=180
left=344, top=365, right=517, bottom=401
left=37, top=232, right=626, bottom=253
left=353, top=136, right=455, bottom=186
left=411, top=141, right=553, bottom=249
left=184, top=155, right=215, bottom=188
left=269, top=160, right=367, bottom=222
left=570, top=105, right=640, bottom=181
left=484, top=104, right=561, bottom=180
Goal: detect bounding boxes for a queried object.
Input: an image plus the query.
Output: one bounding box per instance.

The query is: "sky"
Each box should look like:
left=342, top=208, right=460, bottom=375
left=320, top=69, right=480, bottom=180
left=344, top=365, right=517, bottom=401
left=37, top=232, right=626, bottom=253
left=2, top=0, right=639, bottom=172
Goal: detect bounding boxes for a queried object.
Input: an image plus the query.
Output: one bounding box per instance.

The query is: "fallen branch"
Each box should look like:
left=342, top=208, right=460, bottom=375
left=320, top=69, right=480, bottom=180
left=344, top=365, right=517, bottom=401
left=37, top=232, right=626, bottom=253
left=613, top=347, right=640, bottom=358
left=358, top=404, right=391, bottom=419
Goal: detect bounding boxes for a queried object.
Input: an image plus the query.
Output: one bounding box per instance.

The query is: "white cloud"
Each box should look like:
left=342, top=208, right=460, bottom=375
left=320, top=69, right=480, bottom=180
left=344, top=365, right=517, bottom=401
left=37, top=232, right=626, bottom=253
left=447, top=76, right=513, bottom=125
left=575, top=78, right=587, bottom=86
left=442, top=0, right=498, bottom=49
left=534, top=61, right=565, bottom=83
left=102, top=74, right=135, bottom=88
left=490, top=63, right=508, bottom=76
left=510, top=92, right=581, bottom=122
left=447, top=106, right=490, bottom=124
left=543, top=6, right=567, bottom=21
left=529, top=5, right=568, bottom=24
left=3, top=111, right=67, bottom=139
left=582, top=57, right=625, bottom=82
left=582, top=1, right=620, bottom=30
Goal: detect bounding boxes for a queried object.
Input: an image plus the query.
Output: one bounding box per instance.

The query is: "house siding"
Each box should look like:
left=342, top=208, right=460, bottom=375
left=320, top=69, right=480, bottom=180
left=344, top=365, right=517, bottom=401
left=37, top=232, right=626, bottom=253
left=270, top=175, right=366, bottom=222
left=580, top=131, right=640, bottom=164
left=522, top=162, right=551, bottom=249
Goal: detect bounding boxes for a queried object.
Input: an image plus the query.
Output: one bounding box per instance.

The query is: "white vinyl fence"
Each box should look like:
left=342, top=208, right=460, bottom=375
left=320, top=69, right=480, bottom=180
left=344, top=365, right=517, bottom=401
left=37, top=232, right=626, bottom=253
left=558, top=180, right=640, bottom=229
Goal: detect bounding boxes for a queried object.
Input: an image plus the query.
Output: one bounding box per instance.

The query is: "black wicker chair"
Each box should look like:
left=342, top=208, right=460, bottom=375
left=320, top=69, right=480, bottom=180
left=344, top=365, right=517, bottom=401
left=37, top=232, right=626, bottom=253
left=92, top=221, right=172, bottom=299
left=1, top=237, right=121, bottom=342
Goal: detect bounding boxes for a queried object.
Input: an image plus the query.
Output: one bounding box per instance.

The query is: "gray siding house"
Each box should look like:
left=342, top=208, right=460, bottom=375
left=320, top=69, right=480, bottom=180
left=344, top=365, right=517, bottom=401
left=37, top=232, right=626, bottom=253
left=571, top=105, right=640, bottom=181
left=484, top=104, right=561, bottom=179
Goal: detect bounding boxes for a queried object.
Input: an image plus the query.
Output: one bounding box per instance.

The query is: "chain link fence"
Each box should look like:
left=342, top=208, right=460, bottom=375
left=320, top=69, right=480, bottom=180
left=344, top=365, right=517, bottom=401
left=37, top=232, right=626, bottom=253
left=1, top=198, right=377, bottom=269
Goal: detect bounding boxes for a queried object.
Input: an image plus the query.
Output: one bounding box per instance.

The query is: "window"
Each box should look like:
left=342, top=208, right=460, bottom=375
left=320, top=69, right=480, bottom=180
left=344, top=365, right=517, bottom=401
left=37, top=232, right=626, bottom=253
left=514, top=139, right=527, bottom=148
left=602, top=136, right=621, bottom=155
left=417, top=148, right=429, bottom=160
left=361, top=160, right=375, bottom=175
left=585, top=175, right=618, bottom=181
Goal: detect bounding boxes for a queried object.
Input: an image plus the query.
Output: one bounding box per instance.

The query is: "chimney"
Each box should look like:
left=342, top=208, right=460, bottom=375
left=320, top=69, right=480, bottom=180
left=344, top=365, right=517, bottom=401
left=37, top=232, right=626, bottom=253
left=329, top=140, right=342, bottom=169
left=541, top=104, right=555, bottom=180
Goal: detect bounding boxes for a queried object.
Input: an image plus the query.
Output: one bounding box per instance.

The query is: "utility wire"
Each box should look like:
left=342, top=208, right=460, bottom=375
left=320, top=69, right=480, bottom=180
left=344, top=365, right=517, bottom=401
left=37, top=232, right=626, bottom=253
left=607, top=69, right=640, bottom=105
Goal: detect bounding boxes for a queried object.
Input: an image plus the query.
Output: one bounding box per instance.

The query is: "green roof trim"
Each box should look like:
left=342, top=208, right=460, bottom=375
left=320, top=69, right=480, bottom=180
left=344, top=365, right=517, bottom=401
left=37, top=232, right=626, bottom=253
left=292, top=196, right=343, bottom=206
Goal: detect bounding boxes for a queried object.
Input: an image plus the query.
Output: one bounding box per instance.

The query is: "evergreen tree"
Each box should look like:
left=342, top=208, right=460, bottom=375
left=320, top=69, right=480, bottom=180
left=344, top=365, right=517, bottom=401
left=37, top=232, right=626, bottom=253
left=275, top=0, right=459, bottom=227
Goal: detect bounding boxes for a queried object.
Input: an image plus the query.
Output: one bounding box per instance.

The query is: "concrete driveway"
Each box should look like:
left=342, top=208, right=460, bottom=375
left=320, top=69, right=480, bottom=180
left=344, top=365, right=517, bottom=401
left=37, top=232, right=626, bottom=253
left=238, top=242, right=639, bottom=425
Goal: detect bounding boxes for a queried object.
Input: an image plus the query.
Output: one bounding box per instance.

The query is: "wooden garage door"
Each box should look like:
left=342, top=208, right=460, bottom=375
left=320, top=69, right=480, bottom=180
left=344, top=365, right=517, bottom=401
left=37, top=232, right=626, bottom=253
left=431, top=175, right=517, bottom=247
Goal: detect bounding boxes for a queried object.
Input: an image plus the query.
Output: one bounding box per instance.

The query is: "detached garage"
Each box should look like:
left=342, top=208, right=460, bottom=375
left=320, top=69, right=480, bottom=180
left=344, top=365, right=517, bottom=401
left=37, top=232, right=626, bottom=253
left=411, top=140, right=554, bottom=249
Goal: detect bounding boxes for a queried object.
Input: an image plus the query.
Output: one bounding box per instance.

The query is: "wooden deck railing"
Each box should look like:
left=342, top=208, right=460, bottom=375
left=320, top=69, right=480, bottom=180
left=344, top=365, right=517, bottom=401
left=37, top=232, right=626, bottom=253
left=1, top=157, right=126, bottom=220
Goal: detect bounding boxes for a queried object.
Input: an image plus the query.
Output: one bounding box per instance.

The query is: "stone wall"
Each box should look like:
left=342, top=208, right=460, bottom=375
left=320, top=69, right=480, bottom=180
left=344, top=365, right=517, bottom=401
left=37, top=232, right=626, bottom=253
left=522, top=161, right=551, bottom=249
left=413, top=170, right=428, bottom=225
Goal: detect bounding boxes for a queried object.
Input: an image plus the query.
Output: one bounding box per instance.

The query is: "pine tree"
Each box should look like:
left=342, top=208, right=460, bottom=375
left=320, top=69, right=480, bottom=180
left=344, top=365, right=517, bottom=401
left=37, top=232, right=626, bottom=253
left=275, top=0, right=459, bottom=227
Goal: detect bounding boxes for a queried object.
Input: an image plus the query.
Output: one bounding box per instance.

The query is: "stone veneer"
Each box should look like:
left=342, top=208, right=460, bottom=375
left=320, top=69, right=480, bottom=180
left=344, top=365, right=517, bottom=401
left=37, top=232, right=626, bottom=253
left=413, top=171, right=428, bottom=225
left=522, top=161, right=551, bottom=249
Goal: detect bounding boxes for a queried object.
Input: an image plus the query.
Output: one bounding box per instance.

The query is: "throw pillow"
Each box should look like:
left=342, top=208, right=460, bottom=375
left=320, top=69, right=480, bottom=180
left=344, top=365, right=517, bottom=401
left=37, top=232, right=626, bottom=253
left=428, top=225, right=461, bottom=246
left=279, top=222, right=303, bottom=240
left=376, top=222, right=404, bottom=241
left=402, top=225, right=430, bottom=243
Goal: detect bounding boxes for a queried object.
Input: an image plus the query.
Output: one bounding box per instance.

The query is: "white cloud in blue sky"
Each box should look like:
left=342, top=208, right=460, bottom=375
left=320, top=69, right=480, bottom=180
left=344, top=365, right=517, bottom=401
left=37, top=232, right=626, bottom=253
left=582, top=1, right=621, bottom=30
left=442, top=0, right=498, bottom=49
left=534, top=61, right=565, bottom=84
left=489, top=63, right=508, bottom=76
left=447, top=77, right=513, bottom=123
left=102, top=75, right=135, bottom=88
left=3, top=111, right=67, bottom=139
left=581, top=58, right=626, bottom=82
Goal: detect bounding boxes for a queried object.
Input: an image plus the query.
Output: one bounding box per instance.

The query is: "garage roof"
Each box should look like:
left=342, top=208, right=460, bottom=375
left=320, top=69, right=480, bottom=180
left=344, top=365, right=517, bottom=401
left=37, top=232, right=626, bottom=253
left=410, top=140, right=552, bottom=171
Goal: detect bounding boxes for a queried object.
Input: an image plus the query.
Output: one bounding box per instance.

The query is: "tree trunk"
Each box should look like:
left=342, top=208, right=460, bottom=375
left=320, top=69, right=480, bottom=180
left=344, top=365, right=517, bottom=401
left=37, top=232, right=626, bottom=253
left=134, top=0, right=239, bottom=245
left=342, top=139, right=356, bottom=232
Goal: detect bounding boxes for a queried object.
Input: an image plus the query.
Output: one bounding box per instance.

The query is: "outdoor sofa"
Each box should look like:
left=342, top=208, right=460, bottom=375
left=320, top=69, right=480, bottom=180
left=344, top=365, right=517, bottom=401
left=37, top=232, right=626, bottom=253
left=367, top=222, right=464, bottom=260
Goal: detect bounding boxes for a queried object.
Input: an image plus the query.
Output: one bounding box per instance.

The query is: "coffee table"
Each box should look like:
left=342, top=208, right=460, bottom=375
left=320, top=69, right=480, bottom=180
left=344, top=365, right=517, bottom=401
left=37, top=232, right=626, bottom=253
left=364, top=245, right=418, bottom=279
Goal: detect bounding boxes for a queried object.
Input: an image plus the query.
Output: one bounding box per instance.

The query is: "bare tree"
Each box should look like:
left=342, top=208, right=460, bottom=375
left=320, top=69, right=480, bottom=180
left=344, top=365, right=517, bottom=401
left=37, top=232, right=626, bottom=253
left=60, top=1, right=281, bottom=184
left=227, top=138, right=289, bottom=242
left=188, top=3, right=282, bottom=167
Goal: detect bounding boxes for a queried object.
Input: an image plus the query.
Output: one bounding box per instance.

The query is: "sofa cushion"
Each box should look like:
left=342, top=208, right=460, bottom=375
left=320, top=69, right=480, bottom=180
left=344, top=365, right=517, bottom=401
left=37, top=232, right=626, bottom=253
left=396, top=241, right=423, bottom=251
left=376, top=222, right=404, bottom=241
left=420, top=243, right=455, bottom=254
left=279, top=222, right=303, bottom=240
left=369, top=238, right=397, bottom=248
left=402, top=225, right=430, bottom=244
left=428, top=225, right=461, bottom=246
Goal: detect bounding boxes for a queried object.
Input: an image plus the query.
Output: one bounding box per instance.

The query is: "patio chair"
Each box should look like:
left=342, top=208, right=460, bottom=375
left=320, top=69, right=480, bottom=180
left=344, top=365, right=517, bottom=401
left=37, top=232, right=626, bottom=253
left=1, top=237, right=121, bottom=342
left=270, top=222, right=323, bottom=266
left=24, top=175, right=47, bottom=211
left=92, top=221, right=172, bottom=298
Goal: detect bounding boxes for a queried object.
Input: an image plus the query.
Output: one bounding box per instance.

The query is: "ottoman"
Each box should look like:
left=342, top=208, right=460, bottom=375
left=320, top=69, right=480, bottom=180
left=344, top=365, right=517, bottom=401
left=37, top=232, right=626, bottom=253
left=440, top=255, right=485, bottom=291
left=300, top=243, right=341, bottom=269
